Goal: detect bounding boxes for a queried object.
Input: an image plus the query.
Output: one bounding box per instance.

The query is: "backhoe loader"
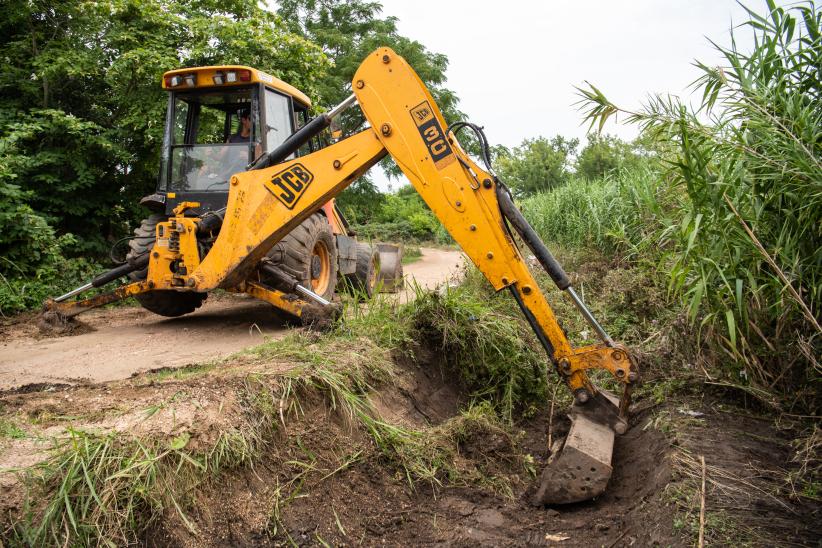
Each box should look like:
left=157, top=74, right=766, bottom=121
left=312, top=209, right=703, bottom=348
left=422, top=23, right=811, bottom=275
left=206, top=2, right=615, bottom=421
left=43, top=48, right=639, bottom=505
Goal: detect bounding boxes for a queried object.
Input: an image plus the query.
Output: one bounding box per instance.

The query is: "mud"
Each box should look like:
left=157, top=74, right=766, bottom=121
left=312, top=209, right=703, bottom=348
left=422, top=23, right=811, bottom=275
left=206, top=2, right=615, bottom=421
left=122, top=361, right=678, bottom=547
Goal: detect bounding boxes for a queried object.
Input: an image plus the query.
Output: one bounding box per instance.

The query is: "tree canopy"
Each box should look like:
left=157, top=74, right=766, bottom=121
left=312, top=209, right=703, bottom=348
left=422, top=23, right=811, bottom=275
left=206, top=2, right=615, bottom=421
left=576, top=133, right=641, bottom=181
left=0, top=0, right=458, bottom=274
left=0, top=0, right=328, bottom=264
left=495, top=135, right=579, bottom=197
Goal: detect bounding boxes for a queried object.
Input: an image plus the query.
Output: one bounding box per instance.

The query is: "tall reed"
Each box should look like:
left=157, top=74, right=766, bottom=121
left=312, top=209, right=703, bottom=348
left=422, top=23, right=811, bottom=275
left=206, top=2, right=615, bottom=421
left=575, top=1, right=821, bottom=408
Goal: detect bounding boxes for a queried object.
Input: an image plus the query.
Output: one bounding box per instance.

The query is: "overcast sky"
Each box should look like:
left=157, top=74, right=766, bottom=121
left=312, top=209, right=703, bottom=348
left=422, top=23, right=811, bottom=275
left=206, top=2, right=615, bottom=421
left=370, top=0, right=764, bottom=190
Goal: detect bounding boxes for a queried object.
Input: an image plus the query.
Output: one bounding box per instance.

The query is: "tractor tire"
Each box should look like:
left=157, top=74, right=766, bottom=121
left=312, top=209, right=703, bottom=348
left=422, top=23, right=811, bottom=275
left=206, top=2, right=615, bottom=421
left=126, top=214, right=207, bottom=317
left=266, top=213, right=338, bottom=301
left=345, top=242, right=379, bottom=299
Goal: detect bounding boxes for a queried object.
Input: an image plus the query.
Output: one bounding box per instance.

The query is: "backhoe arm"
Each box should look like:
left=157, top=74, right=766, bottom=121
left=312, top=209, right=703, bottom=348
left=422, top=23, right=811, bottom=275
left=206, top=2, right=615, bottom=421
left=189, top=48, right=639, bottom=504
left=46, top=47, right=638, bottom=504
left=351, top=49, right=638, bottom=412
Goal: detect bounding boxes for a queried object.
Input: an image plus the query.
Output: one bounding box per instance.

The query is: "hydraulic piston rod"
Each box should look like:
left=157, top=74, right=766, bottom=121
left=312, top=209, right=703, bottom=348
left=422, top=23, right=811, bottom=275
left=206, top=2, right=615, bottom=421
left=495, top=183, right=615, bottom=347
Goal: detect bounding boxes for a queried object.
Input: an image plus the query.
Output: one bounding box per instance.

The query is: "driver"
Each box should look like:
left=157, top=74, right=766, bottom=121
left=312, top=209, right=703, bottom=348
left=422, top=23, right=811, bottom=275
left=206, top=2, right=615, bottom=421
left=198, top=107, right=260, bottom=188
left=228, top=108, right=253, bottom=143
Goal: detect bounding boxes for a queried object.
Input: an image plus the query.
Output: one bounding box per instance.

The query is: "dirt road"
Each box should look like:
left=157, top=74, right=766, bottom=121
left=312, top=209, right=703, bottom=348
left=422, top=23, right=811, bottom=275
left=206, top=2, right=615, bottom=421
left=400, top=246, right=465, bottom=302
left=0, top=248, right=464, bottom=390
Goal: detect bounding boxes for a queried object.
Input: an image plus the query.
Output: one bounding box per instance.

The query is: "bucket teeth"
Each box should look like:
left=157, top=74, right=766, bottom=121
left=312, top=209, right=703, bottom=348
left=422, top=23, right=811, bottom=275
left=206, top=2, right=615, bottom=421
left=532, top=389, right=625, bottom=505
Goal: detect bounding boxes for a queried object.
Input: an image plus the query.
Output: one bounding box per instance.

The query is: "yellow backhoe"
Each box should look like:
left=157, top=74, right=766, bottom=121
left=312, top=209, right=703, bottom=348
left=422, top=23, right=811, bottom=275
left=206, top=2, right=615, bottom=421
left=43, top=48, right=639, bottom=505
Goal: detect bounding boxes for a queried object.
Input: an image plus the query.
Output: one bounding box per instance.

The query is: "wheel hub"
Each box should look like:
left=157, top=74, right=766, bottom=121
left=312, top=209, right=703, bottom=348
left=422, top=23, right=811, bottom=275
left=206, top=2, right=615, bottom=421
left=311, top=255, right=322, bottom=279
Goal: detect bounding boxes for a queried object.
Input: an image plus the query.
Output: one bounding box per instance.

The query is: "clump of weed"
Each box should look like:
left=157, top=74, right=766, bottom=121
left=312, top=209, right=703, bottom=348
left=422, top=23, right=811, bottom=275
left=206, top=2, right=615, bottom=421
left=407, top=279, right=547, bottom=422
left=0, top=416, right=27, bottom=441
left=388, top=402, right=522, bottom=495
left=10, top=398, right=266, bottom=546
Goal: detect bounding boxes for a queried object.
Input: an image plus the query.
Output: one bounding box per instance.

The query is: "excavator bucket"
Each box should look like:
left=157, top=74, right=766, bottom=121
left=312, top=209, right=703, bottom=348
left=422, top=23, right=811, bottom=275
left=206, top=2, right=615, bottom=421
left=532, top=390, right=626, bottom=505
left=376, top=243, right=403, bottom=292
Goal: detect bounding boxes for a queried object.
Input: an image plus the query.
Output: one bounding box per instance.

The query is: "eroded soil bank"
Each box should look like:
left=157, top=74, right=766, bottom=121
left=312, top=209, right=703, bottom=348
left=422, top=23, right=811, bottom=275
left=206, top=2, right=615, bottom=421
left=1, top=343, right=817, bottom=547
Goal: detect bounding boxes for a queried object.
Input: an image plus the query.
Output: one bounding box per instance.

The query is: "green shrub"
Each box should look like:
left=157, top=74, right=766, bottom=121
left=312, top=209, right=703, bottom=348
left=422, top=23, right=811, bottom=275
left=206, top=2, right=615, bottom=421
left=351, top=184, right=452, bottom=244
left=0, top=182, right=102, bottom=315
left=519, top=162, right=673, bottom=257
left=576, top=0, right=821, bottom=408
left=0, top=257, right=101, bottom=317
left=406, top=277, right=547, bottom=421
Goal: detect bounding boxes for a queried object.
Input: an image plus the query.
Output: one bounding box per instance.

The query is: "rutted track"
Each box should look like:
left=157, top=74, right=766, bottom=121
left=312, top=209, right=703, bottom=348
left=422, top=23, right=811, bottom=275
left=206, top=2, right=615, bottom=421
left=0, top=247, right=464, bottom=390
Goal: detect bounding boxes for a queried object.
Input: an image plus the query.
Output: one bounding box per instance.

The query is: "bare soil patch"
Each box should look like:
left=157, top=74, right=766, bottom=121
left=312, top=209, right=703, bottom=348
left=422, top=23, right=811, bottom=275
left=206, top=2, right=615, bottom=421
left=0, top=248, right=465, bottom=391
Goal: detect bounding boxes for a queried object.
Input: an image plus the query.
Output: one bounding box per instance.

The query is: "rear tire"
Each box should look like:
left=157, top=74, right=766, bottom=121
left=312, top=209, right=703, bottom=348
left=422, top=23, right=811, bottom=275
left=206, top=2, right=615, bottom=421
left=126, top=214, right=207, bottom=317
left=345, top=242, right=379, bottom=299
left=266, top=213, right=338, bottom=301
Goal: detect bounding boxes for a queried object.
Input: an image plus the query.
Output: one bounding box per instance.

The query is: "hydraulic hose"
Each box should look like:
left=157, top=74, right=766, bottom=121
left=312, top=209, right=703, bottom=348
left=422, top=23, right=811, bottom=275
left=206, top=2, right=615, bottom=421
left=495, top=184, right=571, bottom=290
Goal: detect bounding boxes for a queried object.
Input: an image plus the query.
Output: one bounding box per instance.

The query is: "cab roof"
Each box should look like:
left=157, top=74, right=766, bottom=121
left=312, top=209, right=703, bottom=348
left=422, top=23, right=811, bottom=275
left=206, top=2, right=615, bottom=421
left=161, top=65, right=311, bottom=108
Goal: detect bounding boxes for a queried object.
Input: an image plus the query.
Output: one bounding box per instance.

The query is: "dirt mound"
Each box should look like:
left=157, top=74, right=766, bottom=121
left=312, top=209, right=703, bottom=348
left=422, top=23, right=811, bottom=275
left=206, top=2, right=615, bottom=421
left=2, top=328, right=816, bottom=546
left=131, top=354, right=680, bottom=548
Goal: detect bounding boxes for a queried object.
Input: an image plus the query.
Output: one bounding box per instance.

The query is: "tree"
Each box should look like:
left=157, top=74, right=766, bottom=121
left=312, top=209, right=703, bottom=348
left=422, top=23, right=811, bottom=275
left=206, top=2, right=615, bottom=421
left=277, top=0, right=459, bottom=118
left=277, top=0, right=462, bottom=219
left=496, top=136, right=579, bottom=197
left=576, top=134, right=639, bottom=180
left=335, top=179, right=385, bottom=224
left=0, top=0, right=328, bottom=260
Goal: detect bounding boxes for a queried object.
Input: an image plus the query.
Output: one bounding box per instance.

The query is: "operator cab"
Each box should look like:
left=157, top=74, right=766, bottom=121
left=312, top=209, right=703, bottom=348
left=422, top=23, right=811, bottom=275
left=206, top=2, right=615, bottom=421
left=151, top=66, right=316, bottom=215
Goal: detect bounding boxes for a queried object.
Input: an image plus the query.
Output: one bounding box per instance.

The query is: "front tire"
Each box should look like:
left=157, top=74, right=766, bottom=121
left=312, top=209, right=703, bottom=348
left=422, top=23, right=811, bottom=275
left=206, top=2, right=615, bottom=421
left=265, top=213, right=338, bottom=301
left=126, top=214, right=207, bottom=317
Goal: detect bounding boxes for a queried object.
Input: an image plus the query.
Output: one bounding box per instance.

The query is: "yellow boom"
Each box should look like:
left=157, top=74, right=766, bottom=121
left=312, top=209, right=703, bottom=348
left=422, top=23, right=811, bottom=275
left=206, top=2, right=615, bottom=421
left=45, top=48, right=639, bottom=504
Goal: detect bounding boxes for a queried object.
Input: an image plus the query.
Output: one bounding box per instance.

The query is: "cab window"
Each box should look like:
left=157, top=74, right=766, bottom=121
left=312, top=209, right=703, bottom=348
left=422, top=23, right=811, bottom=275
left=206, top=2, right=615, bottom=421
left=265, top=89, right=292, bottom=152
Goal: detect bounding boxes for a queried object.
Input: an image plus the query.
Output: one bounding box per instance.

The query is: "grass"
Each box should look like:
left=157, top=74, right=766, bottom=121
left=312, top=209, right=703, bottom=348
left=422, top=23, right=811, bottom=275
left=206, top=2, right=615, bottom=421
left=519, top=163, right=673, bottom=260
left=574, top=1, right=821, bottom=410
left=0, top=416, right=27, bottom=441
left=407, top=277, right=547, bottom=422
left=401, top=245, right=422, bottom=265
left=11, top=408, right=264, bottom=546
left=137, top=361, right=220, bottom=384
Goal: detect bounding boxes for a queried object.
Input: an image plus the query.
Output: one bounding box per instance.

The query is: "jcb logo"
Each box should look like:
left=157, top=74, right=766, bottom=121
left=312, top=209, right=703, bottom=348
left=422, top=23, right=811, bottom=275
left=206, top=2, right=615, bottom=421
left=265, top=163, right=314, bottom=209
left=409, top=101, right=454, bottom=170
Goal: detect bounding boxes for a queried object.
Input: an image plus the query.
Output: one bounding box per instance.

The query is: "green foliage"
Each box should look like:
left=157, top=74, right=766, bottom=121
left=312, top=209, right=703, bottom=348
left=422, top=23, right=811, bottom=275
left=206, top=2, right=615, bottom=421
left=496, top=135, right=579, bottom=197
left=576, top=1, right=821, bottom=408
left=0, top=257, right=101, bottom=316
left=520, top=161, right=674, bottom=256
left=0, top=416, right=26, bottom=440
left=0, top=178, right=103, bottom=315
left=576, top=133, right=643, bottom=180
left=335, top=178, right=386, bottom=224
left=352, top=184, right=450, bottom=243
left=0, top=0, right=328, bottom=266
left=408, top=277, right=547, bottom=421
left=277, top=0, right=459, bottom=118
